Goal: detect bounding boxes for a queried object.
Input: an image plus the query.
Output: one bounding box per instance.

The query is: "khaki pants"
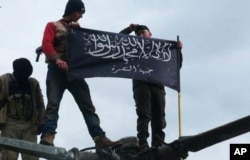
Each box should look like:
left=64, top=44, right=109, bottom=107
left=1, top=118, right=38, bottom=160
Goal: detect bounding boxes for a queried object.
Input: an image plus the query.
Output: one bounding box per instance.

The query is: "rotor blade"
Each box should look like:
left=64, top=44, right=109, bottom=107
left=0, top=137, right=79, bottom=160
left=171, top=115, right=250, bottom=152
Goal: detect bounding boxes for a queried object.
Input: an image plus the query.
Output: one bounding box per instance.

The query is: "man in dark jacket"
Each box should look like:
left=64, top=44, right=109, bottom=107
left=120, top=24, right=183, bottom=152
left=0, top=58, right=45, bottom=160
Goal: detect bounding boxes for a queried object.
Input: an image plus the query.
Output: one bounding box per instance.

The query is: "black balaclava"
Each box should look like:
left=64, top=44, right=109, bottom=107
left=63, top=0, right=85, bottom=17
left=13, top=58, right=33, bottom=83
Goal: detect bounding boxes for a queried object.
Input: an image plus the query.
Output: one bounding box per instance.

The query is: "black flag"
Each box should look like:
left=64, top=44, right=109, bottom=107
left=67, top=27, right=181, bottom=92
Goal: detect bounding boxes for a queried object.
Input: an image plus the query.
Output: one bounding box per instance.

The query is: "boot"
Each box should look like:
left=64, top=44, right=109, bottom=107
left=138, top=143, right=149, bottom=153
left=40, top=133, right=55, bottom=146
left=94, top=135, right=122, bottom=150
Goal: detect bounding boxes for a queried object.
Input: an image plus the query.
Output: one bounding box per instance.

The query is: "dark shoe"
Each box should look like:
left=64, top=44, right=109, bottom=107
left=40, top=133, right=55, bottom=146
left=139, top=144, right=149, bottom=153
left=94, top=136, right=122, bottom=150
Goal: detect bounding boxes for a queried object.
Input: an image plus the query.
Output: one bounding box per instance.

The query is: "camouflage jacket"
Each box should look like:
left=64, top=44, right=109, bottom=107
left=0, top=73, right=45, bottom=126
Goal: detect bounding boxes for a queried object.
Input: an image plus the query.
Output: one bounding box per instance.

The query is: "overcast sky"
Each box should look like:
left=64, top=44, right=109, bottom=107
left=0, top=0, right=249, bottom=160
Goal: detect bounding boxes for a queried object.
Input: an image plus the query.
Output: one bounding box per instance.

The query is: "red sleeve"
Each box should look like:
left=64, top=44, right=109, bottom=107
left=41, top=22, right=58, bottom=60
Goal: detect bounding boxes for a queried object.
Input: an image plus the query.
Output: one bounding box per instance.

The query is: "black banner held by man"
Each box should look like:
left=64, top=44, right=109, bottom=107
left=67, top=27, right=181, bottom=92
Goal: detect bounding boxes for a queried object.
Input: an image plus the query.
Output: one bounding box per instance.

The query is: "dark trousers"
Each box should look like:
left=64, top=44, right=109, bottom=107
left=42, top=64, right=105, bottom=138
left=133, top=80, right=166, bottom=147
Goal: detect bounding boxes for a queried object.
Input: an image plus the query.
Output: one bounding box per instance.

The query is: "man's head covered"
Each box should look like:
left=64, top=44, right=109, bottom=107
left=13, top=58, right=33, bottom=83
left=63, top=0, right=85, bottom=17
left=135, top=25, right=151, bottom=37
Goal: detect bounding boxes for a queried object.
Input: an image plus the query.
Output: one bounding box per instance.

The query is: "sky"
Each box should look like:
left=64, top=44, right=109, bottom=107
left=0, top=0, right=250, bottom=160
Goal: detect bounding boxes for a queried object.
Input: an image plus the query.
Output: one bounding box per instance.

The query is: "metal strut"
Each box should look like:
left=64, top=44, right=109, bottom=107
left=0, top=137, right=79, bottom=160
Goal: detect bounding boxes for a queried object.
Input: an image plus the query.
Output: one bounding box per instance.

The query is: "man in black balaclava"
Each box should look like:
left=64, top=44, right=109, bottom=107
left=12, top=58, right=33, bottom=83
left=0, top=57, right=45, bottom=160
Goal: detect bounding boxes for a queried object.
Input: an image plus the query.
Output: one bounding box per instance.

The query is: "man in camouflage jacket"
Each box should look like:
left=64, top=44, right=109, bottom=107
left=0, top=58, right=45, bottom=160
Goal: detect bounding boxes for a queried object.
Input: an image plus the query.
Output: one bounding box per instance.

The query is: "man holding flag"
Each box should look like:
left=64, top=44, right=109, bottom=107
left=38, top=0, right=121, bottom=150
left=120, top=24, right=183, bottom=153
